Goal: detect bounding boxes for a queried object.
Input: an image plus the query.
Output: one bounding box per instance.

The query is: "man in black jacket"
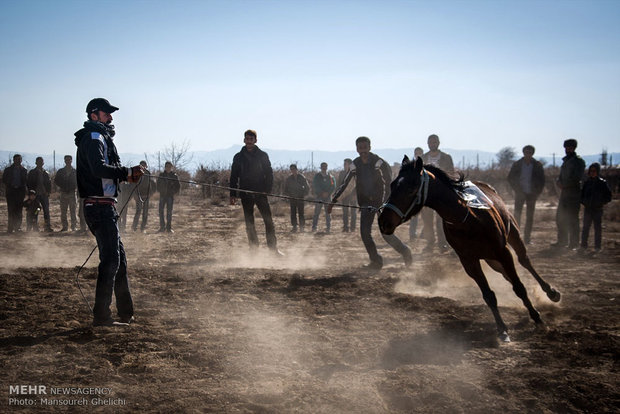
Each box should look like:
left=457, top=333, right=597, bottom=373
left=507, top=145, right=545, bottom=244
left=27, top=157, right=53, bottom=232
left=230, top=129, right=282, bottom=255
left=283, top=164, right=309, bottom=232
left=329, top=136, right=412, bottom=269
left=157, top=161, right=180, bottom=233
left=133, top=160, right=154, bottom=233
left=74, top=97, right=143, bottom=326
left=54, top=155, right=78, bottom=232
left=2, top=154, right=28, bottom=233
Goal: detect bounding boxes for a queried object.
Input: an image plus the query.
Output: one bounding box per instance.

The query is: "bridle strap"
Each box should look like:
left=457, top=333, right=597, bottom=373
left=382, top=168, right=429, bottom=223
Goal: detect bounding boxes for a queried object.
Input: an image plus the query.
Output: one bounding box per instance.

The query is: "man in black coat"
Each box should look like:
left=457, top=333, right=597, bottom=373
left=54, top=154, right=78, bottom=231
left=230, top=129, right=282, bottom=255
left=2, top=154, right=28, bottom=233
left=27, top=156, right=53, bottom=232
left=157, top=161, right=181, bottom=233
left=283, top=164, right=309, bottom=232
left=507, top=145, right=545, bottom=244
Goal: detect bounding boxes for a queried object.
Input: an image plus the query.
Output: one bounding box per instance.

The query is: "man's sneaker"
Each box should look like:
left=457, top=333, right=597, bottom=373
left=44, top=227, right=54, bottom=233
left=271, top=249, right=285, bottom=257
left=93, top=318, right=129, bottom=327
left=118, top=316, right=135, bottom=324
left=167, top=229, right=174, bottom=233
left=60, top=227, right=68, bottom=232
left=363, top=258, right=383, bottom=270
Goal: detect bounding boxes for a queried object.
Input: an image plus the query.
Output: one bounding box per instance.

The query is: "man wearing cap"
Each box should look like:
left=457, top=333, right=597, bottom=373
left=74, top=98, right=144, bottom=326
left=27, top=157, right=53, bottom=232
left=507, top=145, right=545, bottom=244
left=552, top=139, right=586, bottom=250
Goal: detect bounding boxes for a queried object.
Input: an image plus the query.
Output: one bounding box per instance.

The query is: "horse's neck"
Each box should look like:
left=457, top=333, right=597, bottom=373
left=424, top=179, right=468, bottom=224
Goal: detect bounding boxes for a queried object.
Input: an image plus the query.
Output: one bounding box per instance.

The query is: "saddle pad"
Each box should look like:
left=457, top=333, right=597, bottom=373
left=456, top=181, right=494, bottom=209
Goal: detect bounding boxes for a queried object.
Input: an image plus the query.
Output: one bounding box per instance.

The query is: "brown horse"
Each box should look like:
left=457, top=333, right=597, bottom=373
left=378, top=156, right=561, bottom=342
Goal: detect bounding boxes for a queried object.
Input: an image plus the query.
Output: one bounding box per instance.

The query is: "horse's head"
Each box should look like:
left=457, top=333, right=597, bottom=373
left=379, top=155, right=427, bottom=235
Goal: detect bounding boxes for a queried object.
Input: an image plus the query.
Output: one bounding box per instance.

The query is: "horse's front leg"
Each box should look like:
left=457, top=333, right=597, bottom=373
left=459, top=257, right=510, bottom=342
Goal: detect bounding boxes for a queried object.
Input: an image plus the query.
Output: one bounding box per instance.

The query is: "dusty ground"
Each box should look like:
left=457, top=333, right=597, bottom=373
left=0, top=194, right=618, bottom=413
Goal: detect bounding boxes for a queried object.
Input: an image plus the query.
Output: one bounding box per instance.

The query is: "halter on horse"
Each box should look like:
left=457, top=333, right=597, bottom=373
left=378, top=156, right=561, bottom=342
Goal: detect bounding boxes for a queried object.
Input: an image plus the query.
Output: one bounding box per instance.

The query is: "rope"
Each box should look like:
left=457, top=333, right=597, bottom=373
left=148, top=174, right=379, bottom=212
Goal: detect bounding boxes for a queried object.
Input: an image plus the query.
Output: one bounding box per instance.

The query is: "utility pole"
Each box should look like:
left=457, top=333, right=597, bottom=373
left=552, top=153, right=556, bottom=167
left=53, top=150, right=56, bottom=173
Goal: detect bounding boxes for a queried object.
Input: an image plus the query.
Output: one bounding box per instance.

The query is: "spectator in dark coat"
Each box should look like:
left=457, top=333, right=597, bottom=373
left=132, top=160, right=154, bottom=233
left=2, top=154, right=28, bottom=233
left=157, top=161, right=180, bottom=233
left=283, top=164, right=309, bottom=232
left=54, top=155, right=78, bottom=231
left=552, top=139, right=586, bottom=249
left=311, top=162, right=336, bottom=233
left=580, top=163, right=612, bottom=252
left=507, top=145, right=546, bottom=244
left=230, top=129, right=282, bottom=254
left=338, top=158, right=357, bottom=233
left=27, top=157, right=53, bottom=232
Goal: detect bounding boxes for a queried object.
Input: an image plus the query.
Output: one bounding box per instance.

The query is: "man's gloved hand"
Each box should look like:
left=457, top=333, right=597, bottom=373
left=127, top=165, right=145, bottom=183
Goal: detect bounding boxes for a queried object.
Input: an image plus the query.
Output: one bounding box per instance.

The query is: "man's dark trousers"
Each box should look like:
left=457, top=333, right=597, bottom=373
left=84, top=203, right=133, bottom=322
left=241, top=194, right=276, bottom=248
left=289, top=199, right=305, bottom=229
left=514, top=192, right=537, bottom=243
left=6, top=187, right=25, bottom=232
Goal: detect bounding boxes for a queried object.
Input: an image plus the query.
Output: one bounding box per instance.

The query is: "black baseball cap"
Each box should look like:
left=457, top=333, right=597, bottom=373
left=86, top=98, right=119, bottom=114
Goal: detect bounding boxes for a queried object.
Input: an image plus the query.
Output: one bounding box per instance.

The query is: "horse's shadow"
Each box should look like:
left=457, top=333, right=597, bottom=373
left=0, top=327, right=96, bottom=348
left=380, top=320, right=498, bottom=369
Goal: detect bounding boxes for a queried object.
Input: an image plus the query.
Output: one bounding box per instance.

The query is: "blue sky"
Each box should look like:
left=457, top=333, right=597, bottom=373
left=1, top=0, right=618, bottom=159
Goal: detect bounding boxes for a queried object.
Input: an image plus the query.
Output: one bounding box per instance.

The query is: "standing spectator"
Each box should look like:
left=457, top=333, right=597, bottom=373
left=2, top=154, right=27, bottom=233
left=311, top=162, right=336, bottom=233
left=580, top=163, right=612, bottom=252
left=230, top=129, right=282, bottom=255
left=421, top=134, right=454, bottom=252
left=117, top=181, right=134, bottom=232
left=329, top=136, right=412, bottom=269
left=338, top=158, right=357, bottom=233
left=23, top=190, right=41, bottom=231
left=507, top=145, right=546, bottom=244
left=27, top=157, right=53, bottom=232
left=74, top=97, right=144, bottom=326
left=132, top=160, right=153, bottom=233
left=552, top=139, right=586, bottom=250
left=283, top=164, right=309, bottom=233
left=409, top=147, right=424, bottom=241
left=157, top=161, right=180, bottom=233
left=54, top=155, right=78, bottom=232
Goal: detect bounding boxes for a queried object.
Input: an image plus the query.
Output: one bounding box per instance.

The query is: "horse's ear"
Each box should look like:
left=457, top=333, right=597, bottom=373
left=415, top=156, right=423, bottom=171
left=402, top=155, right=410, bottom=165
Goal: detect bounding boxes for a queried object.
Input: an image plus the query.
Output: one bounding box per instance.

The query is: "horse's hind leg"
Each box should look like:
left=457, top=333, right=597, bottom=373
left=508, top=226, right=561, bottom=302
left=495, top=249, right=544, bottom=326
left=459, top=257, right=510, bottom=342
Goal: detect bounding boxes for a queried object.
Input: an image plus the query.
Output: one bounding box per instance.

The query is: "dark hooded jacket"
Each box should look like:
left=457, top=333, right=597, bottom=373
left=333, top=152, right=391, bottom=208
left=229, top=146, right=273, bottom=197
left=581, top=164, right=612, bottom=210
left=74, top=121, right=128, bottom=198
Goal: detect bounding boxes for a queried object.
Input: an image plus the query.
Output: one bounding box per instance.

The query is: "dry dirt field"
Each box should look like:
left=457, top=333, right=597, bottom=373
left=1, top=194, right=618, bottom=413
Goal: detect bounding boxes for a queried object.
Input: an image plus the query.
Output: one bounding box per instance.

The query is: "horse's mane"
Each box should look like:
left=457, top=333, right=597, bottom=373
left=422, top=164, right=464, bottom=189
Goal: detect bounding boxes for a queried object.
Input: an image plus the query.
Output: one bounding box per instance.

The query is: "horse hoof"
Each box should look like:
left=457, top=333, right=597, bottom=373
left=498, top=331, right=511, bottom=343
left=547, top=288, right=561, bottom=303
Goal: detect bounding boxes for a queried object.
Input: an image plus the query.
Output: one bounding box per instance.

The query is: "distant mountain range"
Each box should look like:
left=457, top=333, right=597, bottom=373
left=1, top=147, right=617, bottom=172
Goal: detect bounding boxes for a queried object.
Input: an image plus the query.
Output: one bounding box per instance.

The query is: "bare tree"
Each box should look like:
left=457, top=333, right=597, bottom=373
left=162, top=140, right=193, bottom=170
left=496, top=146, right=517, bottom=169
